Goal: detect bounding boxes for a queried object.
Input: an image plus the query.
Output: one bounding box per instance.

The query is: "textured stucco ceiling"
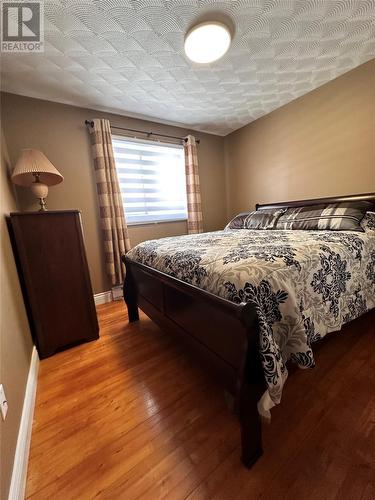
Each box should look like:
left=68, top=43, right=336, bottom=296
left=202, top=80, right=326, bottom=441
left=1, top=0, right=375, bottom=135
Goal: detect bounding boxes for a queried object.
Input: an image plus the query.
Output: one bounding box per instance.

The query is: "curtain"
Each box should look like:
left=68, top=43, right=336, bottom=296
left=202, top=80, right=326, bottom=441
left=184, top=135, right=203, bottom=234
left=88, top=119, right=131, bottom=286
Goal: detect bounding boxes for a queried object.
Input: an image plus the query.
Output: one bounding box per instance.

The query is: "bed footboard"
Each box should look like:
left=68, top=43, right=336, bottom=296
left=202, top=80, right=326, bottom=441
left=122, top=258, right=139, bottom=323
left=122, top=256, right=266, bottom=468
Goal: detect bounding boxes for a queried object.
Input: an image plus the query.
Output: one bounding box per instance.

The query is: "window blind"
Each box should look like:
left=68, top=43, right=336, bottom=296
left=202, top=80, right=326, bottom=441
left=112, top=136, right=188, bottom=225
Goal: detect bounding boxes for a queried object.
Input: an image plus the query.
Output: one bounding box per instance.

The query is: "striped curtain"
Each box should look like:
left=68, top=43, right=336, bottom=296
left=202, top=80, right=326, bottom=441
left=184, top=135, right=203, bottom=234
left=88, top=119, right=131, bottom=286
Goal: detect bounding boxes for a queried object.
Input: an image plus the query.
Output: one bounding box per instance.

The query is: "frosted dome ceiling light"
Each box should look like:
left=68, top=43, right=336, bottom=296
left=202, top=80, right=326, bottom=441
left=184, top=22, right=231, bottom=64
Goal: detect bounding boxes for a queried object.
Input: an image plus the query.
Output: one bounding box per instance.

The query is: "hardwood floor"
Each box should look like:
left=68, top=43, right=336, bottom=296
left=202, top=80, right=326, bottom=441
left=26, top=301, right=375, bottom=500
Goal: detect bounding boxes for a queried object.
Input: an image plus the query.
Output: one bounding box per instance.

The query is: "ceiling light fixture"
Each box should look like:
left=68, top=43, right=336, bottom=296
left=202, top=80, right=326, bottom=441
left=184, top=21, right=232, bottom=64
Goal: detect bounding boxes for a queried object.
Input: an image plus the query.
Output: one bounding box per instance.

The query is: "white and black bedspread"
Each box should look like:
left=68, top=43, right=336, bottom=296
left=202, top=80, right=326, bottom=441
left=126, top=229, right=375, bottom=417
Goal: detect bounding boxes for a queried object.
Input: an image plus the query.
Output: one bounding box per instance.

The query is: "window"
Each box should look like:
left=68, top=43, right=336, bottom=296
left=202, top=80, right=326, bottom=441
left=112, top=136, right=188, bottom=225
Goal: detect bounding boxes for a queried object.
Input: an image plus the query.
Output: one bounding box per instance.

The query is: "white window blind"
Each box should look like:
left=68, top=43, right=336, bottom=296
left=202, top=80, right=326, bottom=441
left=112, top=136, right=188, bottom=225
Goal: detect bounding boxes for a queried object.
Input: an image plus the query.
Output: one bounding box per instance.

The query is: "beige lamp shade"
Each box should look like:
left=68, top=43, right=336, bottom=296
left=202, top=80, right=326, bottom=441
left=11, top=149, right=63, bottom=186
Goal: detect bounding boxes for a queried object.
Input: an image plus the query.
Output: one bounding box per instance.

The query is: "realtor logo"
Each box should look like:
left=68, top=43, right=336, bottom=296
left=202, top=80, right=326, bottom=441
left=1, top=1, right=44, bottom=52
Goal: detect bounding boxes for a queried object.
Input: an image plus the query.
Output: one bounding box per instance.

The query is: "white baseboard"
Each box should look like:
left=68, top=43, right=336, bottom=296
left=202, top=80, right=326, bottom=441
left=94, top=287, right=123, bottom=305
left=8, top=346, right=39, bottom=500
left=111, top=285, right=123, bottom=301
left=94, top=291, right=112, bottom=306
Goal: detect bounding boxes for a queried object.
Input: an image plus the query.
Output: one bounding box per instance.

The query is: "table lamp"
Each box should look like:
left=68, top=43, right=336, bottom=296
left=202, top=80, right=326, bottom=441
left=11, top=149, right=64, bottom=211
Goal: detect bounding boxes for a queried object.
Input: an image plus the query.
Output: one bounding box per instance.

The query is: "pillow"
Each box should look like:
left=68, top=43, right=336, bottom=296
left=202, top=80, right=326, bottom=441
left=226, top=208, right=286, bottom=230
left=275, top=202, right=371, bottom=232
left=361, top=211, right=375, bottom=232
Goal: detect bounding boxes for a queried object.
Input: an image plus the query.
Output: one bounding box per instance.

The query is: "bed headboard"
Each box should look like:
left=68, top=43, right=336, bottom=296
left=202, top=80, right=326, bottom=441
left=256, top=193, right=375, bottom=211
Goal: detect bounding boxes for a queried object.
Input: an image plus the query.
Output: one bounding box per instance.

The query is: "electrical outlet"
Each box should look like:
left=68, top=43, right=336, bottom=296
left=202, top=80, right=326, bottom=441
left=0, top=384, right=8, bottom=421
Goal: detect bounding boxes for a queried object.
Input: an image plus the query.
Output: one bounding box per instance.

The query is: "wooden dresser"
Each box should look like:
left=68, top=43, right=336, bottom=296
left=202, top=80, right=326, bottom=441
left=9, top=210, right=99, bottom=358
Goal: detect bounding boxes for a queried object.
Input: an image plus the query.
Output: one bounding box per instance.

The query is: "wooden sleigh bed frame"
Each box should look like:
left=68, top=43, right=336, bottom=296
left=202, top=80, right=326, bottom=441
left=122, top=192, right=375, bottom=468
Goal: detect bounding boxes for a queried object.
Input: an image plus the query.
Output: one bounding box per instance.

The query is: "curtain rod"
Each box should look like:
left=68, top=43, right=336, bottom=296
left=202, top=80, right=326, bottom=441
left=84, top=120, right=200, bottom=144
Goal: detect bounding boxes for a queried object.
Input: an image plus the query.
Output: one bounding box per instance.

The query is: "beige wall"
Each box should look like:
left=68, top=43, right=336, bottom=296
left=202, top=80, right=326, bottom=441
left=0, top=128, right=34, bottom=499
left=224, top=59, right=375, bottom=217
left=1, top=93, right=227, bottom=294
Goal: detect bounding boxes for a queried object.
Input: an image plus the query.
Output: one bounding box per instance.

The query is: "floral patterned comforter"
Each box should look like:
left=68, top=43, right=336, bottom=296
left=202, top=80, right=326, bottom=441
left=126, top=229, right=375, bottom=417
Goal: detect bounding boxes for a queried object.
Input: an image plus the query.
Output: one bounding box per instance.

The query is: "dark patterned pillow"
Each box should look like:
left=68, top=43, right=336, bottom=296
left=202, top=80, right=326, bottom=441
left=226, top=209, right=286, bottom=230
left=275, top=202, right=371, bottom=231
left=361, top=211, right=375, bottom=232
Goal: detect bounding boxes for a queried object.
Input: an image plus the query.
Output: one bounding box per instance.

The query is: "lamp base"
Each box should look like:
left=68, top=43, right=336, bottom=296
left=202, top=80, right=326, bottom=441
left=38, top=198, right=47, bottom=211
left=30, top=174, right=49, bottom=211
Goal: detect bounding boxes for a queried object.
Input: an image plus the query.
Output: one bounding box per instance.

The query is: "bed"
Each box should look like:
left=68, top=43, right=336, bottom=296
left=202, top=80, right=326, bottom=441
left=122, top=193, right=375, bottom=468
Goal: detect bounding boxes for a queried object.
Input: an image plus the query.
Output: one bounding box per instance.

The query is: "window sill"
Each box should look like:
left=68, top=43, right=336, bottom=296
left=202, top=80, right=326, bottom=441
left=127, top=219, right=187, bottom=227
